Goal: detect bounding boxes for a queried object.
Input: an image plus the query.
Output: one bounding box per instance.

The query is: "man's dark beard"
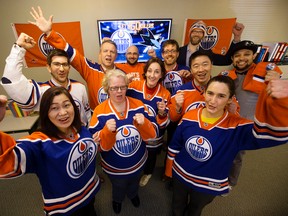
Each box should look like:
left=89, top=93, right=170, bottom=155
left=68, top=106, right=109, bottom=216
left=234, top=64, right=250, bottom=73
left=127, top=59, right=138, bottom=66
left=190, top=36, right=202, bottom=45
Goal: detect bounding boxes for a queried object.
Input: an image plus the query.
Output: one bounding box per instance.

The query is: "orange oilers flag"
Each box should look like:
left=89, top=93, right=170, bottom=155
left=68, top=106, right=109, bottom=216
left=182, top=18, right=236, bottom=55
left=12, top=22, right=84, bottom=67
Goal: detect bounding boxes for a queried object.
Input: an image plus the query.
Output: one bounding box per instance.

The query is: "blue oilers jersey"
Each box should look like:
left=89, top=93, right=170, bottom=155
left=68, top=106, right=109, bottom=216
left=166, top=89, right=288, bottom=196
left=162, top=64, right=190, bottom=95
left=89, top=97, right=157, bottom=177
left=0, top=126, right=100, bottom=215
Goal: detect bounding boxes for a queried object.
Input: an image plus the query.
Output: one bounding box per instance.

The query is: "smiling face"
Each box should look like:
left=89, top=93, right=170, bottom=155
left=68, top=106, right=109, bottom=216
left=189, top=29, right=205, bottom=45
left=161, top=44, right=179, bottom=66
left=126, top=45, right=139, bottom=65
left=48, top=93, right=75, bottom=134
left=47, top=56, right=70, bottom=87
left=190, top=55, right=212, bottom=86
left=204, top=81, right=232, bottom=118
left=145, top=62, right=163, bottom=88
left=232, top=49, right=257, bottom=73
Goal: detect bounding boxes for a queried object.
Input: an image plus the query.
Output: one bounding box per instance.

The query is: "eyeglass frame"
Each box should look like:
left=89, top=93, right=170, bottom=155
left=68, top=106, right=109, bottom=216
left=162, top=49, right=178, bottom=55
left=109, top=85, right=128, bottom=92
left=51, top=62, right=70, bottom=69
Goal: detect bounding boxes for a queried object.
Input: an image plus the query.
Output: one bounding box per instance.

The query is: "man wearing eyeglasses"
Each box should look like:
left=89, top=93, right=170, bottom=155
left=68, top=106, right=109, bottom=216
left=1, top=32, right=91, bottom=127
left=161, top=39, right=191, bottom=95
left=177, top=20, right=245, bottom=67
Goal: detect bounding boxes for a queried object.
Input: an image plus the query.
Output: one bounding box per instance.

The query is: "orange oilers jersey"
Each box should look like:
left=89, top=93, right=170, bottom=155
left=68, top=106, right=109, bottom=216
left=127, top=80, right=171, bottom=148
left=220, top=62, right=282, bottom=94
left=45, top=30, right=113, bottom=109
left=116, top=62, right=145, bottom=81
left=169, top=80, right=205, bottom=122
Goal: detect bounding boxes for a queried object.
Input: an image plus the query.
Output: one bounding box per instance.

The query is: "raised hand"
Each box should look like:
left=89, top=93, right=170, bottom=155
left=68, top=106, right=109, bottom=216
left=126, top=73, right=135, bottom=83
left=178, top=69, right=192, bottom=79
left=157, top=97, right=166, bottom=116
left=133, top=113, right=145, bottom=125
left=227, top=100, right=238, bottom=114
left=232, top=22, right=245, bottom=43
left=29, top=6, right=53, bottom=35
left=267, top=79, right=288, bottom=99
left=265, top=70, right=281, bottom=82
left=105, top=119, right=116, bottom=132
left=16, top=33, right=36, bottom=50
left=0, top=95, right=8, bottom=122
left=147, top=47, right=156, bottom=57
left=175, top=90, right=184, bottom=113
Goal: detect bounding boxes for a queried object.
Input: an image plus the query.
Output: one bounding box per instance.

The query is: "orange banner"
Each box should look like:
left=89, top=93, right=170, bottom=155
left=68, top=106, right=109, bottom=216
left=12, top=22, right=84, bottom=67
left=182, top=18, right=236, bottom=55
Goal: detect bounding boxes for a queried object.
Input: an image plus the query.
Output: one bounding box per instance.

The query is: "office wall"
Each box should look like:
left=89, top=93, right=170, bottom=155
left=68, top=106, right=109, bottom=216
left=0, top=0, right=287, bottom=95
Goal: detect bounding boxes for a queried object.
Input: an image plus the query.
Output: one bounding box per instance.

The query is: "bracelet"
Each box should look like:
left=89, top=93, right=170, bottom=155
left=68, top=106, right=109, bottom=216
left=13, top=43, right=22, bottom=48
left=176, top=107, right=182, bottom=114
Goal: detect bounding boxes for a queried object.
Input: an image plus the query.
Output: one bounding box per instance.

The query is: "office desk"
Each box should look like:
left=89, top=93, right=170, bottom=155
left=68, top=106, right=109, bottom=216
left=0, top=110, right=39, bottom=134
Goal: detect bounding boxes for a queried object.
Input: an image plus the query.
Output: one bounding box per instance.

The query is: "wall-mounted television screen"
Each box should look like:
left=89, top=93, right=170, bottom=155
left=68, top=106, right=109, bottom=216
left=97, top=19, right=172, bottom=63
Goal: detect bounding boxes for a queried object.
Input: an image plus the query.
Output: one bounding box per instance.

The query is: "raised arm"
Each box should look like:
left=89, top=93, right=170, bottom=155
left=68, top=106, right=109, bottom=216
left=0, top=95, right=7, bottom=122
left=232, top=22, right=244, bottom=43
left=29, top=6, right=53, bottom=36
left=1, top=33, right=41, bottom=110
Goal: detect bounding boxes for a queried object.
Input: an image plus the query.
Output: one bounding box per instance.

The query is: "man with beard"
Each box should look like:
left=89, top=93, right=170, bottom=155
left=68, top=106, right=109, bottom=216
left=177, top=20, right=245, bottom=67
left=116, top=45, right=145, bottom=81
left=219, top=40, right=282, bottom=195
left=162, top=39, right=191, bottom=95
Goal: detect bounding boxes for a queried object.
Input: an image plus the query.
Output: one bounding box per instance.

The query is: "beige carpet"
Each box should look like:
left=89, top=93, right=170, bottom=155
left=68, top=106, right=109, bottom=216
left=0, top=143, right=287, bottom=215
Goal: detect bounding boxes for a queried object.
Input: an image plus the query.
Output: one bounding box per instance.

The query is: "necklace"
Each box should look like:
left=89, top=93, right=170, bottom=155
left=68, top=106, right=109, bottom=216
left=64, top=128, right=75, bottom=140
left=67, top=133, right=75, bottom=139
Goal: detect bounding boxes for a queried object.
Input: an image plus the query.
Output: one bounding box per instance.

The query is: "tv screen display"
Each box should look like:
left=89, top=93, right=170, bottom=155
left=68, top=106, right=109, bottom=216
left=97, top=19, right=172, bottom=63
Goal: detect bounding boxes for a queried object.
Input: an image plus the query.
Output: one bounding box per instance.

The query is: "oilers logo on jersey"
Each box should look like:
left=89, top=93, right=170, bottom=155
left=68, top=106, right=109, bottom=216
left=163, top=71, right=183, bottom=95
left=97, top=87, right=109, bottom=104
left=185, top=101, right=205, bottom=113
left=67, top=138, right=97, bottom=179
left=185, top=135, right=212, bottom=162
left=115, top=125, right=142, bottom=156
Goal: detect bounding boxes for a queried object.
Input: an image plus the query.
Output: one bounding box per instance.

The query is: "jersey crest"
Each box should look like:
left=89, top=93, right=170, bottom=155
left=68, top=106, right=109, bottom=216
left=98, top=87, right=109, bottom=104
left=114, top=125, right=142, bottom=156
left=186, top=101, right=205, bottom=112
left=163, top=71, right=183, bottom=95
left=67, top=138, right=97, bottom=179
left=185, top=135, right=212, bottom=162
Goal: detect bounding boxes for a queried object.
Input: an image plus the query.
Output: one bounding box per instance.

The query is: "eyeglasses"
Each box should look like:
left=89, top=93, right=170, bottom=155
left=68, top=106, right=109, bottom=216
left=109, top=86, right=128, bottom=91
left=162, top=50, right=177, bottom=54
left=51, top=62, right=70, bottom=69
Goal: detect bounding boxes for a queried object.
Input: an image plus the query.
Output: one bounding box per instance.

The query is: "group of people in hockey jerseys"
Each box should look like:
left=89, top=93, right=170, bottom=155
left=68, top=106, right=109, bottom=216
left=0, top=5, right=288, bottom=216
